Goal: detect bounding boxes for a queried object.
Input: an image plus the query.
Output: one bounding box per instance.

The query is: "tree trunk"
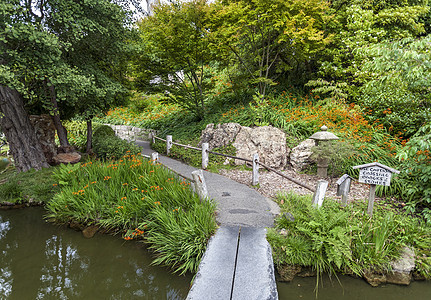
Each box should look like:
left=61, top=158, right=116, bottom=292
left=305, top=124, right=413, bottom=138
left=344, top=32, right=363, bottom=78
left=0, top=85, right=50, bottom=172
left=47, top=82, right=70, bottom=151
left=86, top=118, right=93, bottom=154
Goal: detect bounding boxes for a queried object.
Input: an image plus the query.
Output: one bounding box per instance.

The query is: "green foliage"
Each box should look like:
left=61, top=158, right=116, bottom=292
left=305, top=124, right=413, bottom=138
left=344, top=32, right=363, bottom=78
left=317, top=1, right=429, bottom=84
left=210, top=0, right=334, bottom=98
left=356, top=81, right=428, bottom=138
left=396, top=124, right=431, bottom=221
left=93, top=125, right=116, bottom=139
left=63, top=120, right=104, bottom=152
left=93, top=135, right=141, bottom=161
left=146, top=201, right=217, bottom=275
left=268, top=192, right=431, bottom=285
left=0, top=178, right=22, bottom=202
left=47, top=156, right=217, bottom=274
left=134, top=0, right=214, bottom=119
left=0, top=0, right=133, bottom=122
left=129, top=93, right=164, bottom=112
left=311, top=140, right=357, bottom=177
left=0, top=167, right=57, bottom=204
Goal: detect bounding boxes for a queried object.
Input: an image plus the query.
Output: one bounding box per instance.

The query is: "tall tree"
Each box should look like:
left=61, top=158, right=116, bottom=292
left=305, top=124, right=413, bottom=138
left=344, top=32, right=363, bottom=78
left=0, top=0, right=133, bottom=170
left=209, top=0, right=334, bottom=98
left=134, top=0, right=214, bottom=119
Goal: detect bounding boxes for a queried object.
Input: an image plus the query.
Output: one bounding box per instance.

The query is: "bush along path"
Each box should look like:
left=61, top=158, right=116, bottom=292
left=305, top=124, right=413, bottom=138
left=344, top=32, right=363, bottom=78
left=268, top=192, right=431, bottom=289
left=46, top=153, right=217, bottom=275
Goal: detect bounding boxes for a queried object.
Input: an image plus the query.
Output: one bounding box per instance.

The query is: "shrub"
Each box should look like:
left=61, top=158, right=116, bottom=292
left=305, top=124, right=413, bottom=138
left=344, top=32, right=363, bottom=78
left=64, top=120, right=104, bottom=152
left=93, top=125, right=116, bottom=139
left=130, top=93, right=162, bottom=112
left=0, top=178, right=22, bottom=202
left=93, top=135, right=141, bottom=160
left=47, top=156, right=217, bottom=274
left=357, top=81, right=430, bottom=138
left=267, top=192, right=431, bottom=287
left=396, top=124, right=431, bottom=222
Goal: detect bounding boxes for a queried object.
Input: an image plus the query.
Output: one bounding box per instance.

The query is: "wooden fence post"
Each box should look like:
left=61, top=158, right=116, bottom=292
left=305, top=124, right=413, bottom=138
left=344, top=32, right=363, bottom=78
left=192, top=170, right=209, bottom=202
left=252, top=153, right=259, bottom=186
left=150, top=132, right=155, bottom=144
left=166, top=135, right=172, bottom=155
left=312, top=180, right=328, bottom=208
left=151, top=152, right=159, bottom=162
left=202, top=143, right=209, bottom=170
left=368, top=184, right=376, bottom=217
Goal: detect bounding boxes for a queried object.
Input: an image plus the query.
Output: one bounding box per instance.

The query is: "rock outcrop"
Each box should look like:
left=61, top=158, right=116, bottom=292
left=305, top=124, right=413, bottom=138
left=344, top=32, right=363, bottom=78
left=199, top=123, right=289, bottom=169
left=233, top=126, right=288, bottom=169
left=198, top=123, right=242, bottom=150
left=289, top=138, right=315, bottom=171
left=386, top=246, right=416, bottom=285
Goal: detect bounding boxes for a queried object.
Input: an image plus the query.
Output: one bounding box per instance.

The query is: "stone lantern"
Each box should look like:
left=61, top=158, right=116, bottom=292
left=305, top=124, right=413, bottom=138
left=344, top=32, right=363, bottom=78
left=309, top=125, right=339, bottom=178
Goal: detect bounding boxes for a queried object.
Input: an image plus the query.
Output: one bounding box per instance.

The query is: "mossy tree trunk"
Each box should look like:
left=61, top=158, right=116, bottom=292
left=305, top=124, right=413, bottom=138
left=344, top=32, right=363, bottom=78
left=0, top=85, right=50, bottom=172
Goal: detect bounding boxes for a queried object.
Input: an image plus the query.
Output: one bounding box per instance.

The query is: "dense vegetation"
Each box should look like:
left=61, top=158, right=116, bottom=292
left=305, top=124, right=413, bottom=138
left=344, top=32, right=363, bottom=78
left=268, top=193, right=431, bottom=286
left=45, top=155, right=217, bottom=274
left=124, top=0, right=431, bottom=221
left=1, top=0, right=431, bottom=282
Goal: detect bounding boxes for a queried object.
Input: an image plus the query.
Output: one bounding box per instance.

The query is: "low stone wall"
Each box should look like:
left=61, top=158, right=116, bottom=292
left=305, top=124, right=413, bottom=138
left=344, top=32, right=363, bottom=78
left=105, top=124, right=157, bottom=142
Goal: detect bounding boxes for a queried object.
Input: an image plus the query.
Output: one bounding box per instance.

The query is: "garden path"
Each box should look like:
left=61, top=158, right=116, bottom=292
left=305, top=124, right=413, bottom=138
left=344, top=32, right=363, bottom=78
left=135, top=140, right=279, bottom=299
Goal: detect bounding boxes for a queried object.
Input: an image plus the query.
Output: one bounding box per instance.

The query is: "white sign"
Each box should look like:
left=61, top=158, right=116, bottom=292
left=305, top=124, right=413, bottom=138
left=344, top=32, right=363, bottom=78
left=358, top=166, right=392, bottom=186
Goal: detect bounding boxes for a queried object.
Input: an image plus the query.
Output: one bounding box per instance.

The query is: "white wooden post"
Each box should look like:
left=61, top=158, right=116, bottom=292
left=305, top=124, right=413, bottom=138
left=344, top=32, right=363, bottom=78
left=192, top=170, right=209, bottom=202
left=252, top=153, right=259, bottom=186
left=166, top=135, right=172, bottom=155
left=151, top=152, right=159, bottom=162
left=312, top=180, right=328, bottom=208
left=336, top=174, right=352, bottom=207
left=202, top=143, right=209, bottom=170
left=150, top=132, right=155, bottom=144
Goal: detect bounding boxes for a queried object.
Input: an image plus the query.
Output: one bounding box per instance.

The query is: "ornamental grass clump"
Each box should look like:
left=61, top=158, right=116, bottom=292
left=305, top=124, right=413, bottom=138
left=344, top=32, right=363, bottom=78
left=46, top=154, right=217, bottom=274
left=267, top=192, right=431, bottom=288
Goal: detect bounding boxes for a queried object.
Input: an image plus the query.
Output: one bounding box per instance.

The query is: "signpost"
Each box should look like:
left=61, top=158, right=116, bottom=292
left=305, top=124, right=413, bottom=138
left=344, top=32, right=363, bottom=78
left=352, top=162, right=400, bottom=217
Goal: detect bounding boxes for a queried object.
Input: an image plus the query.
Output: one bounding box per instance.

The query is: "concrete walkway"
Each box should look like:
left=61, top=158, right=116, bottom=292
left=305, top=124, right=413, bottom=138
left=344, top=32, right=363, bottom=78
left=136, top=141, right=280, bottom=299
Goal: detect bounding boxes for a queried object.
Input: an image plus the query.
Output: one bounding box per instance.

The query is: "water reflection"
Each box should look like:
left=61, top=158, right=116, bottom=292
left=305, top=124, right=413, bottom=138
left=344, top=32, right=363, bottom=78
left=0, top=208, right=191, bottom=299
left=277, top=271, right=431, bottom=300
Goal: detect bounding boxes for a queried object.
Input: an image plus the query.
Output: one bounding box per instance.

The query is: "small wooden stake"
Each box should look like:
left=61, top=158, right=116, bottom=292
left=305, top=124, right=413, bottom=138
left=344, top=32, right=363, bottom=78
left=312, top=180, right=328, bottom=208
left=192, top=170, right=209, bottom=202
left=151, top=152, right=159, bottom=162
left=202, top=143, right=209, bottom=170
left=166, top=135, right=172, bottom=155
left=252, top=153, right=259, bottom=186
left=368, top=184, right=376, bottom=217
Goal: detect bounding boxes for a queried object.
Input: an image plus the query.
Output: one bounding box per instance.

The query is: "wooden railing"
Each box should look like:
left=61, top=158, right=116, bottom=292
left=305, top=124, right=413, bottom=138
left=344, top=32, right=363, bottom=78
left=150, top=134, right=329, bottom=206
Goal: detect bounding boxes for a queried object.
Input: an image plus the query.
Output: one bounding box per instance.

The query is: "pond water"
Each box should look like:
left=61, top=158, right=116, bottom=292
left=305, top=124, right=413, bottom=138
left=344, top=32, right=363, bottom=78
left=1, top=208, right=430, bottom=300
left=0, top=207, right=192, bottom=300
left=277, top=267, right=431, bottom=300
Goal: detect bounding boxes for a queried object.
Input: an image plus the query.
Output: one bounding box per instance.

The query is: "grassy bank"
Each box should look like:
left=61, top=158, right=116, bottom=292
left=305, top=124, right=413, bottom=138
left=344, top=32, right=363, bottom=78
left=0, top=152, right=217, bottom=275
left=267, top=193, right=431, bottom=285
left=45, top=154, right=217, bottom=274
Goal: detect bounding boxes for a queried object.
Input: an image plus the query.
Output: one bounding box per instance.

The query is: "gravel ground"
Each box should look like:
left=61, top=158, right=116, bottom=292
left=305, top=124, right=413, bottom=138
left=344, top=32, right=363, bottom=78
left=218, top=167, right=376, bottom=204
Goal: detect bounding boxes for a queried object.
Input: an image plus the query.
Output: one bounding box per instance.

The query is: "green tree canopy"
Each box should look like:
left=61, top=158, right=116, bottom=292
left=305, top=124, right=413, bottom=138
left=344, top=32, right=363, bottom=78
left=0, top=0, right=134, bottom=170
left=209, top=0, right=334, bottom=98
left=134, top=0, right=215, bottom=119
